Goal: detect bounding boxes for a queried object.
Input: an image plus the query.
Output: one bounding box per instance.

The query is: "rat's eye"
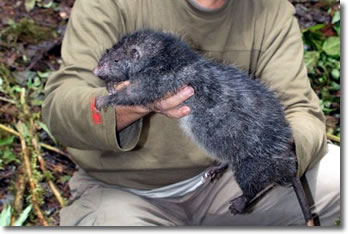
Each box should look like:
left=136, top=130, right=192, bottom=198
left=114, top=59, right=119, bottom=63
left=130, top=48, right=137, bottom=56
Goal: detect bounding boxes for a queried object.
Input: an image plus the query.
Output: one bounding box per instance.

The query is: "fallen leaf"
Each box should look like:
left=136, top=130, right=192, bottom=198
left=24, top=0, right=36, bottom=12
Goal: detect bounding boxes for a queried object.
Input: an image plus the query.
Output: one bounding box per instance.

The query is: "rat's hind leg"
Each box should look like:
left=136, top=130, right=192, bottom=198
left=229, top=195, right=250, bottom=215
left=228, top=164, right=278, bottom=215
left=228, top=182, right=263, bottom=215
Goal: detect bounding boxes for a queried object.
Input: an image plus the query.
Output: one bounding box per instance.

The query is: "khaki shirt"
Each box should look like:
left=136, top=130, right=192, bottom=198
left=43, top=0, right=327, bottom=189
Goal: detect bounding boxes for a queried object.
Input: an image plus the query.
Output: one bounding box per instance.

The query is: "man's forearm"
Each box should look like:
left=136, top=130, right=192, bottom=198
left=115, top=86, right=194, bottom=131
left=115, top=105, right=150, bottom=131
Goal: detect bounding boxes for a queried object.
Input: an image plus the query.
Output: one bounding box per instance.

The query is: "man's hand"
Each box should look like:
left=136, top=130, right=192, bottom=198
left=148, top=85, right=194, bottom=118
left=115, top=81, right=194, bottom=131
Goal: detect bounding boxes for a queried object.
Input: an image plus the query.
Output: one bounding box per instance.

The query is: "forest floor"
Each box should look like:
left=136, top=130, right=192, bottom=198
left=0, top=0, right=340, bottom=226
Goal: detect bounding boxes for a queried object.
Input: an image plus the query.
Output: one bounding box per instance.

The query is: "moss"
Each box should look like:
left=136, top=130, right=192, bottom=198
left=0, top=18, right=57, bottom=45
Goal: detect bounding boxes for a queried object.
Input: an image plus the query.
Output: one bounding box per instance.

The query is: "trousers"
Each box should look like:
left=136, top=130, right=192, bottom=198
left=59, top=144, right=340, bottom=226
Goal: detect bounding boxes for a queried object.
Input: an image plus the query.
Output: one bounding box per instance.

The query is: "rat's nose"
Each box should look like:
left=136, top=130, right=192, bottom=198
left=93, top=67, right=100, bottom=77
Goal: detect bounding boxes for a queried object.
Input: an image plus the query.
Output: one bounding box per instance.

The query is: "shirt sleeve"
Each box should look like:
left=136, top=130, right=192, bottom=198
left=42, top=0, right=142, bottom=152
left=255, top=0, right=328, bottom=177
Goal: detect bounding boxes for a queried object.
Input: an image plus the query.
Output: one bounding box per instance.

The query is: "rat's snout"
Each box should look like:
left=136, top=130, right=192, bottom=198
left=93, top=63, right=109, bottom=79
left=93, top=67, right=100, bottom=77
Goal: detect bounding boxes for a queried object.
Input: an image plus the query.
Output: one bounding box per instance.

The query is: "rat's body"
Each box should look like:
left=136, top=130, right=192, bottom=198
left=94, top=29, right=314, bottom=225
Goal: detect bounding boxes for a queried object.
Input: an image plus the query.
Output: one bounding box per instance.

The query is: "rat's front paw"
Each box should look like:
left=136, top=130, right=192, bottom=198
left=106, top=81, right=117, bottom=94
left=95, top=96, right=109, bottom=111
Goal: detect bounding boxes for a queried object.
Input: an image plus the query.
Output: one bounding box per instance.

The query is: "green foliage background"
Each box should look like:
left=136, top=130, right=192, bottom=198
left=303, top=9, right=340, bottom=138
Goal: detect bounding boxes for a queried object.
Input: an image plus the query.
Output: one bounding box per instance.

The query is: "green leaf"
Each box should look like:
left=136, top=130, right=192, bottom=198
left=331, top=69, right=340, bottom=80
left=333, top=23, right=340, bottom=36
left=0, top=136, right=15, bottom=146
left=2, top=150, right=19, bottom=164
left=302, top=31, right=325, bottom=51
left=323, top=37, right=340, bottom=57
left=0, top=205, right=12, bottom=226
left=25, top=0, right=36, bottom=12
left=327, top=57, right=340, bottom=70
left=329, top=82, right=340, bottom=91
left=37, top=71, right=51, bottom=78
left=16, top=122, right=30, bottom=139
left=303, top=24, right=325, bottom=33
left=7, top=19, right=16, bottom=27
left=33, top=76, right=41, bottom=87
left=10, top=85, right=22, bottom=93
left=13, top=204, right=32, bottom=226
left=323, top=107, right=335, bottom=114
left=332, top=11, right=340, bottom=24
left=304, top=51, right=320, bottom=74
left=42, top=0, right=54, bottom=8
left=37, top=121, right=57, bottom=145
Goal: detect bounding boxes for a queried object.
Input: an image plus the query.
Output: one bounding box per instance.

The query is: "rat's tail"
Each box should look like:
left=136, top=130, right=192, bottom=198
left=291, top=176, right=316, bottom=226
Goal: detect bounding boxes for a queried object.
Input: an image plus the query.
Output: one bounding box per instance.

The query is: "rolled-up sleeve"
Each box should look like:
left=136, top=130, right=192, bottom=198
left=42, top=0, right=142, bottom=152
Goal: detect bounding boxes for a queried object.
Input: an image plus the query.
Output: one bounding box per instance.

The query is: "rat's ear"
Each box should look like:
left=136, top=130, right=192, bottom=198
left=129, top=46, right=141, bottom=60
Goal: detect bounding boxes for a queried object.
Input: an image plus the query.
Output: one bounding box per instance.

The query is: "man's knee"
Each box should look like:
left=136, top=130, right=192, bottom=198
left=60, top=186, right=177, bottom=226
left=305, top=143, right=340, bottom=226
left=93, top=188, right=159, bottom=226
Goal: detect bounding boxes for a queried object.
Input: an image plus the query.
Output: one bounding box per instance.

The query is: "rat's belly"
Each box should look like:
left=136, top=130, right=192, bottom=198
left=179, top=115, right=223, bottom=162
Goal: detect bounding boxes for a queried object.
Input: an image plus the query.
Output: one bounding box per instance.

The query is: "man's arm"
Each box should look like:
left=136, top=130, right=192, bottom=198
left=43, top=0, right=142, bottom=151
left=255, top=0, right=328, bottom=176
left=42, top=0, right=194, bottom=150
left=115, top=84, right=194, bottom=131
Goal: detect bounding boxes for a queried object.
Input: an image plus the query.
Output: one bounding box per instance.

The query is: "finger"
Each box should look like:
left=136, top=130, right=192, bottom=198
left=154, top=86, right=194, bottom=111
left=163, top=105, right=191, bottom=119
left=116, top=80, right=131, bottom=91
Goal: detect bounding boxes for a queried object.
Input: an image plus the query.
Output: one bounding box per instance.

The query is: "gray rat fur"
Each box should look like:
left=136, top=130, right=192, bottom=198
left=93, top=29, right=315, bottom=225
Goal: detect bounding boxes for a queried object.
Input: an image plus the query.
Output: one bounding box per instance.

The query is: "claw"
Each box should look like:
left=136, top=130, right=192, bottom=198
left=106, top=81, right=117, bottom=94
left=95, top=96, right=109, bottom=111
left=203, top=163, right=229, bottom=183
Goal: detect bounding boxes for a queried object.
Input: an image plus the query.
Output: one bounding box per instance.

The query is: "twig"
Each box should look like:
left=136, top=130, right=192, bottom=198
left=20, top=88, right=30, bottom=116
left=30, top=119, right=65, bottom=208
left=327, top=133, right=340, bottom=143
left=10, top=165, right=27, bottom=226
left=0, top=123, right=71, bottom=158
left=0, top=96, right=17, bottom=104
left=0, top=122, right=68, bottom=209
left=16, top=122, right=48, bottom=226
left=40, top=143, right=71, bottom=158
left=26, top=37, right=63, bottom=71
left=0, top=123, right=20, bottom=136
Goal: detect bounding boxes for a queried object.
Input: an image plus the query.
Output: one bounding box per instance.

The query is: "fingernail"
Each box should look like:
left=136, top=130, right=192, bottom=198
left=184, top=87, right=194, bottom=96
left=183, top=106, right=191, bottom=115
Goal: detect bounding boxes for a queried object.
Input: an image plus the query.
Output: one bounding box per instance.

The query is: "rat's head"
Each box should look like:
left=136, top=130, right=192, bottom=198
left=93, top=30, right=174, bottom=83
